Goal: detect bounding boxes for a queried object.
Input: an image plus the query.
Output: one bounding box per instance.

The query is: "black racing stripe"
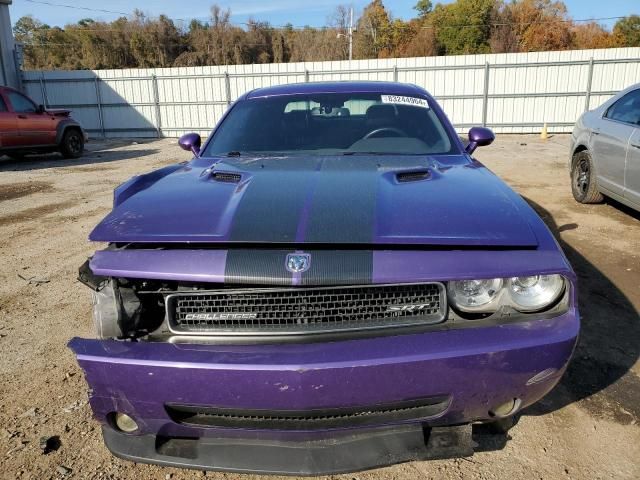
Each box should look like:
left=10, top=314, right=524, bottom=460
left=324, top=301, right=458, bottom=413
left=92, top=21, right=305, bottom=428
left=224, top=249, right=372, bottom=286
left=224, top=249, right=292, bottom=285
left=303, top=157, right=378, bottom=243
left=228, top=158, right=317, bottom=242
left=301, top=250, right=373, bottom=286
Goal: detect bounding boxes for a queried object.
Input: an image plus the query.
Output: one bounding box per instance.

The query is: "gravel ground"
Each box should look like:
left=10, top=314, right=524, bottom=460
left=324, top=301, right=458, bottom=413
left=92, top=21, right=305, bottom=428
left=0, top=134, right=638, bottom=480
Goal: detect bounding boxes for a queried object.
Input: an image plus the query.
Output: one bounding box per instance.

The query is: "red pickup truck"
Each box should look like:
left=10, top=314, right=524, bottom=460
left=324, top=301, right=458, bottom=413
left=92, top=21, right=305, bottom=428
left=0, top=85, right=87, bottom=160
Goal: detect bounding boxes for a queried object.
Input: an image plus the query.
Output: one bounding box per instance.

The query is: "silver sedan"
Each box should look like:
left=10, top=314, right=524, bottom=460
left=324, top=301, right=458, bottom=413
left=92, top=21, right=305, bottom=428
left=569, top=83, right=640, bottom=212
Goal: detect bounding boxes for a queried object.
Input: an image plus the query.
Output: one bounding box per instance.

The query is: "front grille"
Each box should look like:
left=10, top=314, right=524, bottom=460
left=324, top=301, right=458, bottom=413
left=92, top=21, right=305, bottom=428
left=165, top=396, right=450, bottom=430
left=166, top=283, right=446, bottom=335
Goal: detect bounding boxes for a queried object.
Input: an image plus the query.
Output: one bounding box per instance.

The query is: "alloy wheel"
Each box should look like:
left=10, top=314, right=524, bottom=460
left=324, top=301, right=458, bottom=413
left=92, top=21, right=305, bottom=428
left=574, top=158, right=589, bottom=196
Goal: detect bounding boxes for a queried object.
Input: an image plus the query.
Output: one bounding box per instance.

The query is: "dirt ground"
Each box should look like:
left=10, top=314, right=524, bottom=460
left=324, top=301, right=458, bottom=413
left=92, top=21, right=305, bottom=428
left=0, top=135, right=638, bottom=480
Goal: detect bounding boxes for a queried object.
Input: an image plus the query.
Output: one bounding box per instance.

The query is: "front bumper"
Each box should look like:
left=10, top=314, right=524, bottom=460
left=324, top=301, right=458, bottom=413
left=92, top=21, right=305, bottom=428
left=69, top=310, right=578, bottom=474
left=102, top=423, right=473, bottom=475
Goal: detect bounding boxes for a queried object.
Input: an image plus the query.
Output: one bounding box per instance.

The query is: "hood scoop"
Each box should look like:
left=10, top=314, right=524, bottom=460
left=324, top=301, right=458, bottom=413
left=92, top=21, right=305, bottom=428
left=212, top=171, right=242, bottom=183
left=396, top=170, right=430, bottom=183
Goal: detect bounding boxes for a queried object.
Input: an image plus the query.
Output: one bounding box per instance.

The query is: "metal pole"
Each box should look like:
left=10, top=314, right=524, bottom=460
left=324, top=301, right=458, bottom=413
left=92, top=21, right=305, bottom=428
left=393, top=65, right=398, bottom=82
left=584, top=57, right=594, bottom=112
left=151, top=74, right=162, bottom=138
left=13, top=43, right=23, bottom=91
left=304, top=69, right=309, bottom=82
left=0, top=42, right=6, bottom=86
left=39, top=75, right=46, bottom=107
left=224, top=72, right=231, bottom=105
left=0, top=1, right=21, bottom=90
left=482, top=62, right=490, bottom=127
left=94, top=77, right=105, bottom=138
left=348, top=7, right=353, bottom=61
left=39, top=72, right=49, bottom=107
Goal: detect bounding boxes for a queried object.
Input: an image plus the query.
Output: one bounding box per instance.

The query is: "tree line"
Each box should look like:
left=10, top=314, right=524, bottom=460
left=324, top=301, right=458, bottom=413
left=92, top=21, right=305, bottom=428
left=13, top=0, right=640, bottom=71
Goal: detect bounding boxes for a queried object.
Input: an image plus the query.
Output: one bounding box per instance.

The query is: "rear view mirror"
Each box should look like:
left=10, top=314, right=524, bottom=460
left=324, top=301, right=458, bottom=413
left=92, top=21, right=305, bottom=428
left=36, top=104, right=45, bottom=114
left=178, top=133, right=201, bottom=156
left=465, top=127, right=495, bottom=154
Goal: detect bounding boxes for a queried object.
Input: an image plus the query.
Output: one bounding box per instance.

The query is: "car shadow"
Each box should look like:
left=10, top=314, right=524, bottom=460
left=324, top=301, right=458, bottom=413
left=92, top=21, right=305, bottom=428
left=0, top=142, right=160, bottom=172
left=521, top=197, right=640, bottom=424
left=603, top=197, right=640, bottom=222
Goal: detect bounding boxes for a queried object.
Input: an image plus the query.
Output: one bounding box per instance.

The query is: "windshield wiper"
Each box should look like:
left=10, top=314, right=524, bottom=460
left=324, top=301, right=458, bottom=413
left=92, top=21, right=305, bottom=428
left=343, top=151, right=395, bottom=155
left=225, top=151, right=287, bottom=157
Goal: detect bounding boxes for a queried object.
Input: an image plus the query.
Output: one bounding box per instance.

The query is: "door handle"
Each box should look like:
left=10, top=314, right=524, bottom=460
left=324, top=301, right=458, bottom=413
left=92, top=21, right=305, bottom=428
left=592, top=129, right=600, bottom=135
left=17, top=114, right=27, bottom=119
left=631, top=144, right=640, bottom=149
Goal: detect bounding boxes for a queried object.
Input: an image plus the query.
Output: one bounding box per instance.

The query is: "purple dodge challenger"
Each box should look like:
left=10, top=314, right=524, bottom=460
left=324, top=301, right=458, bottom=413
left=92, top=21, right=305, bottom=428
left=70, top=81, right=579, bottom=475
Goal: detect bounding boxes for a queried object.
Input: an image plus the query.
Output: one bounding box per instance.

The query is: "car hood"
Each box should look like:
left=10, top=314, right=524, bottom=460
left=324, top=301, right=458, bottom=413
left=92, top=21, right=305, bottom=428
left=90, top=155, right=539, bottom=247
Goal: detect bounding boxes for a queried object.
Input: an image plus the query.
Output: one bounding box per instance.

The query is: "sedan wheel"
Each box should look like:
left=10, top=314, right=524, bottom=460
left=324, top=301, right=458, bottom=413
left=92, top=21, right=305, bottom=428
left=571, top=150, right=603, bottom=204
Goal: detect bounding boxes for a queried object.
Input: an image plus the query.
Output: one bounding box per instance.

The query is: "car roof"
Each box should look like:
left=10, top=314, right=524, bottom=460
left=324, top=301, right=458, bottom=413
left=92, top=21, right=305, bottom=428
left=245, top=81, right=432, bottom=99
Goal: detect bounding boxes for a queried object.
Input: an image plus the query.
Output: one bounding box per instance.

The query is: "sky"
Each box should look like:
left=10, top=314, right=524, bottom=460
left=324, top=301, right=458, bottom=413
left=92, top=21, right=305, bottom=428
left=8, top=0, right=639, bottom=30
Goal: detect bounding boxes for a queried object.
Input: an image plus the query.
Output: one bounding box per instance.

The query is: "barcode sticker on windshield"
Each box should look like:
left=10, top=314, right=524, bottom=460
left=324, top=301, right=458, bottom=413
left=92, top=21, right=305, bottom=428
left=380, top=95, right=429, bottom=109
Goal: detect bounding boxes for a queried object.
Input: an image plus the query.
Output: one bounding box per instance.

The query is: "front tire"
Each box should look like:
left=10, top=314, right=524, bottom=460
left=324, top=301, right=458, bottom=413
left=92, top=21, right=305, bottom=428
left=571, top=150, right=603, bottom=204
left=60, top=129, right=84, bottom=159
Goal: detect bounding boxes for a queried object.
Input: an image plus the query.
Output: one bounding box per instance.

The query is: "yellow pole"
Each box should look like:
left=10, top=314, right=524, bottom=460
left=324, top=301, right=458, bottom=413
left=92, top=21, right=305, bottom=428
left=540, top=123, right=548, bottom=140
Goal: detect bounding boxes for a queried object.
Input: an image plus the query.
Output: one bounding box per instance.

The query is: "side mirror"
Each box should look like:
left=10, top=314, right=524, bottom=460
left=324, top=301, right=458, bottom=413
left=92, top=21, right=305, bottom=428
left=36, top=104, right=45, bottom=114
left=465, top=127, right=495, bottom=154
left=178, top=133, right=201, bottom=156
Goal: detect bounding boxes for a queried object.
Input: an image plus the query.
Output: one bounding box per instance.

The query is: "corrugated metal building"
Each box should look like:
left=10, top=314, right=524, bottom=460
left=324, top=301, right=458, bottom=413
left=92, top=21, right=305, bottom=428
left=21, top=47, right=640, bottom=137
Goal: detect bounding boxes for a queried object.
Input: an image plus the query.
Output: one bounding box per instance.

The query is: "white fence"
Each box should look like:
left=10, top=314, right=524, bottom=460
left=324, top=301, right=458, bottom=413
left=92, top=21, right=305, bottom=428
left=21, top=47, right=640, bottom=138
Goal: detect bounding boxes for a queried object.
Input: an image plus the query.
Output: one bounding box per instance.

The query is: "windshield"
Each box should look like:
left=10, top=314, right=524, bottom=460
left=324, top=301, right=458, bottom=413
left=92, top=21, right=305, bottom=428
left=203, top=93, right=457, bottom=157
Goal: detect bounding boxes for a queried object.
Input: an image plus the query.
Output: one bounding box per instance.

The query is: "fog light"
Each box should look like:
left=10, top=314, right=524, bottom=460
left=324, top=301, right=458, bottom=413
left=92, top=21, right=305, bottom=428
left=489, top=398, right=521, bottom=418
left=114, top=412, right=139, bottom=433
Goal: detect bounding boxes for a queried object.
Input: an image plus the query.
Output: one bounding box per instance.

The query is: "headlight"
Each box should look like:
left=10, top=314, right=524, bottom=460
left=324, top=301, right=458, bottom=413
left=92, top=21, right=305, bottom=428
left=507, top=275, right=565, bottom=312
left=91, top=280, right=122, bottom=338
left=448, top=278, right=503, bottom=312
left=448, top=275, right=565, bottom=314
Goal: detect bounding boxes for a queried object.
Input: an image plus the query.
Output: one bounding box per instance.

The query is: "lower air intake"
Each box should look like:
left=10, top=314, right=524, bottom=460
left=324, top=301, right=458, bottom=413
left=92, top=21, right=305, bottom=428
left=165, top=396, right=451, bottom=430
